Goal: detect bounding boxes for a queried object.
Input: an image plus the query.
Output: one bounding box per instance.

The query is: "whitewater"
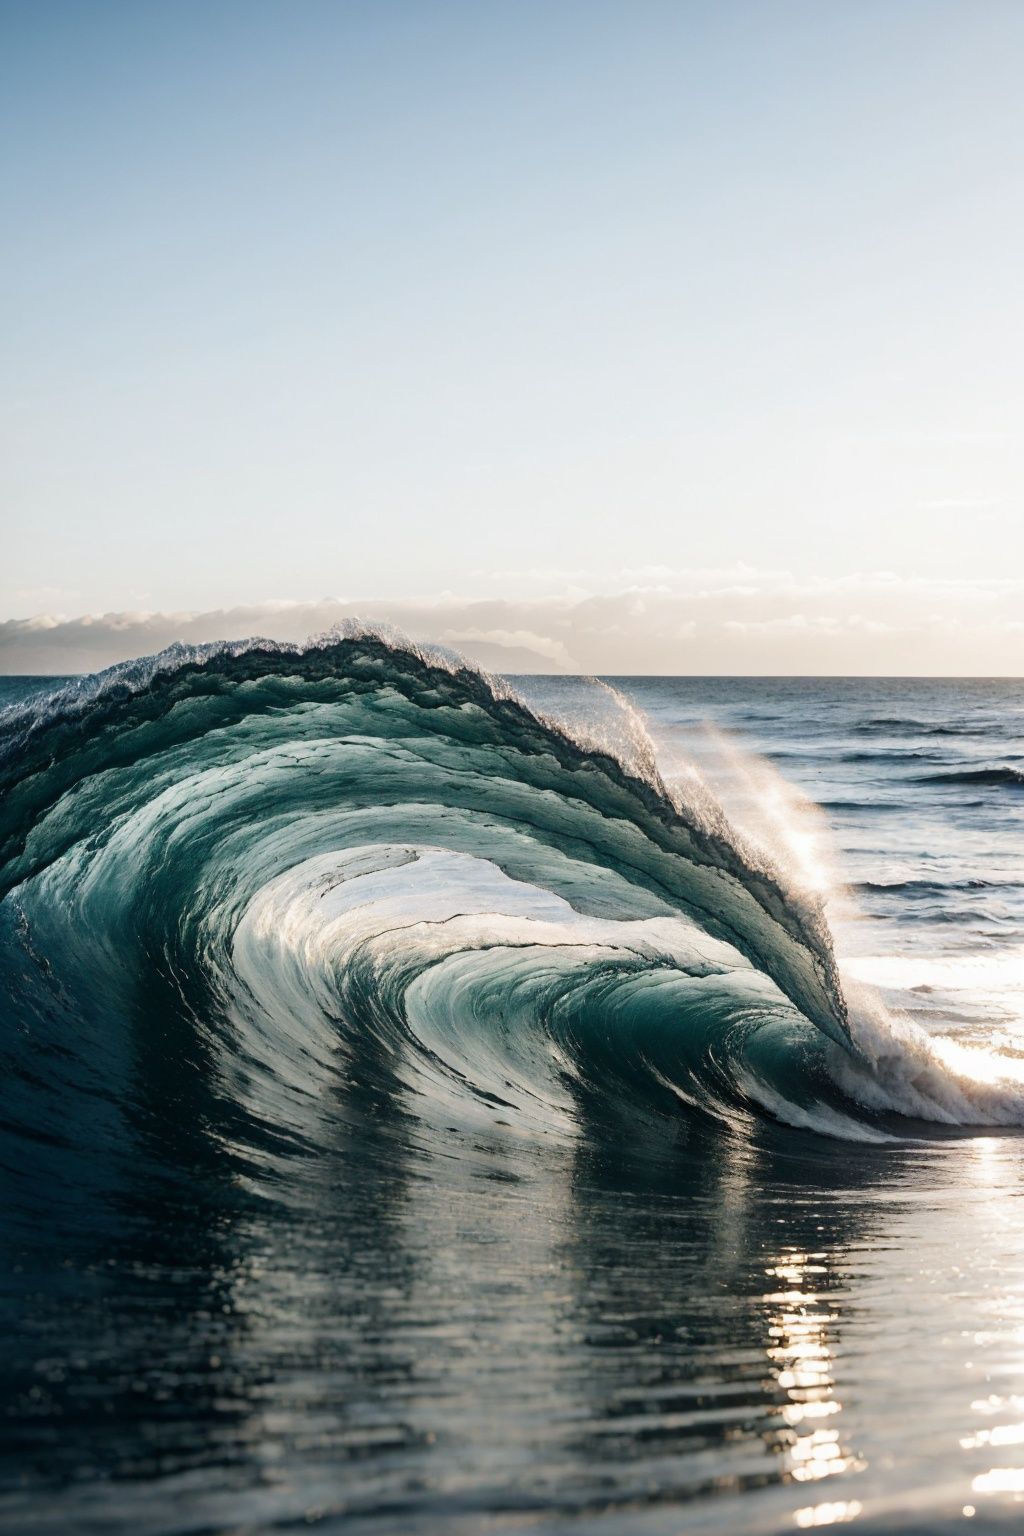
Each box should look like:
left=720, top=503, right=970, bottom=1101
left=3, top=630, right=1024, bottom=1535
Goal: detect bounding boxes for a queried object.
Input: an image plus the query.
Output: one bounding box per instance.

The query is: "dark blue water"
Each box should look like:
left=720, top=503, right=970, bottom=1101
left=3, top=649, right=1024, bottom=1535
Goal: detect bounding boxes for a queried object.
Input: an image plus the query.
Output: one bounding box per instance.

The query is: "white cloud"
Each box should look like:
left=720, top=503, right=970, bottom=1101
left=439, top=627, right=578, bottom=670
left=4, top=570, right=1024, bottom=676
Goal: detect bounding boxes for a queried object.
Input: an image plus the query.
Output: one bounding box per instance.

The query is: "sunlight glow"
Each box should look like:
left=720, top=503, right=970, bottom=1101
left=794, top=1500, right=863, bottom=1528
left=764, top=1251, right=865, bottom=1490
left=972, top=1467, right=1024, bottom=1495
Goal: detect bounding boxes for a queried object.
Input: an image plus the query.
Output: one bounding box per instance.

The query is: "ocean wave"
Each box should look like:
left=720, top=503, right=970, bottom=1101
left=855, top=877, right=1018, bottom=893
left=913, top=766, right=1024, bottom=788
left=2, top=626, right=1023, bottom=1197
left=845, top=716, right=999, bottom=738
left=769, top=747, right=946, bottom=766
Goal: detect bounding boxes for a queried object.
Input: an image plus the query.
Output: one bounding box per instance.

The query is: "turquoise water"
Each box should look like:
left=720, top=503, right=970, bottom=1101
left=2, top=643, right=1024, bottom=1534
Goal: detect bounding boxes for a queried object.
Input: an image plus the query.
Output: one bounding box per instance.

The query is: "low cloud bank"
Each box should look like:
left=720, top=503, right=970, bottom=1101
left=4, top=571, right=1024, bottom=676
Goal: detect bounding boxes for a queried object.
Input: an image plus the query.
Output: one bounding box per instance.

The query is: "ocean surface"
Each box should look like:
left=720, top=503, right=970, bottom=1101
left=2, top=637, right=1024, bottom=1535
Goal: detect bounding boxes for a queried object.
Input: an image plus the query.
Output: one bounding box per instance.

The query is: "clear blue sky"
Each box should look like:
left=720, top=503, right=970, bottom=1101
left=3, top=1, right=1023, bottom=663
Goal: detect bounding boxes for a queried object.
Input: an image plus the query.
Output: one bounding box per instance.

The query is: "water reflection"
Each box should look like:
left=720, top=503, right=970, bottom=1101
left=2, top=1030, right=892, bottom=1536
left=957, top=1137, right=1024, bottom=1518
left=7, top=965, right=1024, bottom=1535
left=545, top=1120, right=882, bottom=1528
left=763, top=1248, right=862, bottom=1487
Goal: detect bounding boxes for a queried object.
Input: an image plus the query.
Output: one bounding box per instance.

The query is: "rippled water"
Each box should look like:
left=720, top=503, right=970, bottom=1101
left=3, top=653, right=1024, bottom=1534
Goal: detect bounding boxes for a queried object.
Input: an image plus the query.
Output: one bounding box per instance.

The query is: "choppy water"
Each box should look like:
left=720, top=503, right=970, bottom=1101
left=2, top=639, right=1024, bottom=1534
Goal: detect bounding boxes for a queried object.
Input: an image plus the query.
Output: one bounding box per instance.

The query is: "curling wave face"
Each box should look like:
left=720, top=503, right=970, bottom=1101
left=2, top=626, right=1023, bottom=1219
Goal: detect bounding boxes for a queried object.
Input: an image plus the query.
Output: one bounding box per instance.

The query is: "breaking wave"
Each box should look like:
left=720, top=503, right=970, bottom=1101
left=3, top=625, right=1024, bottom=1214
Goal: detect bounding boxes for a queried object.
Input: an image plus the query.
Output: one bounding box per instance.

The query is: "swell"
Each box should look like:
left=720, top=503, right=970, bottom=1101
left=912, top=765, right=1024, bottom=788
left=846, top=717, right=992, bottom=737
left=856, top=877, right=1019, bottom=893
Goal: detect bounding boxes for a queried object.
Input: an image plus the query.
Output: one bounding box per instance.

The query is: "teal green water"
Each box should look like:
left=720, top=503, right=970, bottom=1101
left=2, top=640, right=1024, bottom=1534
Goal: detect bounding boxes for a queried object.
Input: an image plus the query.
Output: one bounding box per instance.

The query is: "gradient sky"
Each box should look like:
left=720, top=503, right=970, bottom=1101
left=3, top=1, right=1023, bottom=670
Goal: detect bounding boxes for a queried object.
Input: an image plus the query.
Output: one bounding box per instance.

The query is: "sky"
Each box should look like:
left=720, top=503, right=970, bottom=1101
left=3, top=0, right=1023, bottom=673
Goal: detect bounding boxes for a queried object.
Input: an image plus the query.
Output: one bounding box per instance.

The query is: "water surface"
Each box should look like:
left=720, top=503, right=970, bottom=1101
left=2, top=652, right=1023, bottom=1534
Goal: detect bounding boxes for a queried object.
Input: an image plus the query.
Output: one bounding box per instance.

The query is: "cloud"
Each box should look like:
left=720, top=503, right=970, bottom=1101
left=3, top=571, right=1024, bottom=676
left=439, top=627, right=579, bottom=670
